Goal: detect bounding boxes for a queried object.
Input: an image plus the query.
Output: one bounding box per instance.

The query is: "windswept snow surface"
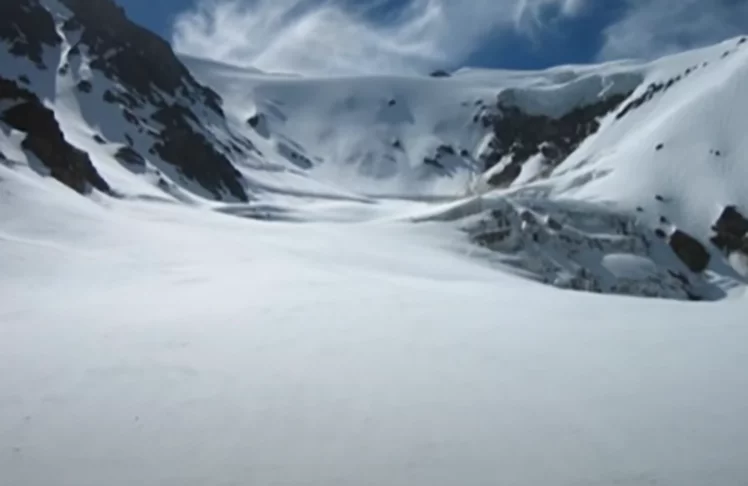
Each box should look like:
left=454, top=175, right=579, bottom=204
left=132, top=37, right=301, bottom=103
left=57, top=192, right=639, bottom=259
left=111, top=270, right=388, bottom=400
left=3, top=33, right=748, bottom=486
left=3, top=162, right=748, bottom=486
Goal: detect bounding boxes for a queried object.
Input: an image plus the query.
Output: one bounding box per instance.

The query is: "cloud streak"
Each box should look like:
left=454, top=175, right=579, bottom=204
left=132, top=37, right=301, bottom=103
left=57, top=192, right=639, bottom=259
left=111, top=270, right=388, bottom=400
left=172, top=0, right=748, bottom=76
left=172, top=0, right=588, bottom=75
left=600, top=0, right=748, bottom=60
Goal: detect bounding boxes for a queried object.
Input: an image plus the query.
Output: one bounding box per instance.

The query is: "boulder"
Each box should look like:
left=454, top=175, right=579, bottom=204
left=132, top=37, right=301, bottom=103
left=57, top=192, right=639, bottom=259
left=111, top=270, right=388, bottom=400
left=710, top=205, right=748, bottom=253
left=712, top=206, right=748, bottom=238
left=668, top=230, right=710, bottom=272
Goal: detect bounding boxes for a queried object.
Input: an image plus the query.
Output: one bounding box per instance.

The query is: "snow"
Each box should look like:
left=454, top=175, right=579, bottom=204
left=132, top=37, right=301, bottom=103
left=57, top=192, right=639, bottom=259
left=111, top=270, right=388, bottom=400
left=3, top=162, right=748, bottom=486
left=3, top=8, right=748, bottom=483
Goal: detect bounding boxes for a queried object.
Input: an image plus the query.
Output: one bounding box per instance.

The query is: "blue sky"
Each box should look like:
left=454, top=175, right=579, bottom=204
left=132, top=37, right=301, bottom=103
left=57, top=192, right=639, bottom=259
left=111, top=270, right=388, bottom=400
left=118, top=0, right=748, bottom=75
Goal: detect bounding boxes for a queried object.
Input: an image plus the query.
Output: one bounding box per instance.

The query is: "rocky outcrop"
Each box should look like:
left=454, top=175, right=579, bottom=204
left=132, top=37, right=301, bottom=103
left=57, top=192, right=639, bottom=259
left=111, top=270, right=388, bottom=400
left=0, top=0, right=60, bottom=68
left=58, top=0, right=222, bottom=114
left=114, top=146, right=146, bottom=168
left=151, top=105, right=247, bottom=201
left=479, top=93, right=631, bottom=187
left=0, top=77, right=110, bottom=194
left=2, top=0, right=251, bottom=202
left=429, top=70, right=451, bottom=78
left=710, top=205, right=748, bottom=255
left=668, top=229, right=710, bottom=273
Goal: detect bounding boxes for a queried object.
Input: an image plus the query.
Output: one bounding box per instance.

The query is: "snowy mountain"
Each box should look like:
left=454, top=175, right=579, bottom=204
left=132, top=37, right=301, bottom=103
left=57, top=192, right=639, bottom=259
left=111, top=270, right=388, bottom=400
left=4, top=0, right=748, bottom=300
left=3, top=2, right=748, bottom=485
left=1, top=0, right=254, bottom=202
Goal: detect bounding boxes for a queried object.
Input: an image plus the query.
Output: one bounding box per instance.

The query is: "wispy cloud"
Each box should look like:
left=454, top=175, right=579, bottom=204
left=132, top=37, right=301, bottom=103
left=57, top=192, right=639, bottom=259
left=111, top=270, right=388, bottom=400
left=599, top=0, right=748, bottom=60
left=171, top=0, right=588, bottom=76
left=172, top=0, right=748, bottom=75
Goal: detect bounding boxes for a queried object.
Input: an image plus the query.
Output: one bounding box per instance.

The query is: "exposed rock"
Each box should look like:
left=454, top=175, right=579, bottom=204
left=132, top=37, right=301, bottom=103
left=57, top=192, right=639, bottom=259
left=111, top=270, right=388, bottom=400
left=77, top=80, right=93, bottom=93
left=423, top=157, right=444, bottom=170
left=1, top=0, right=254, bottom=202
left=0, top=76, right=110, bottom=194
left=114, top=146, right=145, bottom=168
left=247, top=114, right=262, bottom=128
left=429, top=70, right=450, bottom=78
left=710, top=205, right=748, bottom=253
left=713, top=206, right=748, bottom=237
left=656, top=143, right=664, bottom=151
left=436, top=144, right=456, bottom=156
left=487, top=164, right=522, bottom=187
left=546, top=217, right=563, bottom=231
left=616, top=75, right=688, bottom=120
left=150, top=105, right=248, bottom=201
left=57, top=0, right=222, bottom=113
left=0, top=0, right=61, bottom=68
left=480, top=92, right=630, bottom=186
left=668, top=229, right=710, bottom=272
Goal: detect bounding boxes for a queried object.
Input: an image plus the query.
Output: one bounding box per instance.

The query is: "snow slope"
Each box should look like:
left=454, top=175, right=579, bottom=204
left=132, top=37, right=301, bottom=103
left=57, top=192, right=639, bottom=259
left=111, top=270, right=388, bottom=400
left=179, top=36, right=748, bottom=299
left=3, top=163, right=748, bottom=486
left=182, top=54, right=643, bottom=197
left=3, top=3, right=748, bottom=483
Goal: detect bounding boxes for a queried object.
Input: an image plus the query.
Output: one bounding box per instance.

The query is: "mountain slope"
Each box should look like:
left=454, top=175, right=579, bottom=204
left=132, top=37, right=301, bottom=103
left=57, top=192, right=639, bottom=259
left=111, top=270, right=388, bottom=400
left=3, top=132, right=748, bottom=486
left=3, top=0, right=748, bottom=300
left=180, top=36, right=748, bottom=300
left=0, top=0, right=254, bottom=202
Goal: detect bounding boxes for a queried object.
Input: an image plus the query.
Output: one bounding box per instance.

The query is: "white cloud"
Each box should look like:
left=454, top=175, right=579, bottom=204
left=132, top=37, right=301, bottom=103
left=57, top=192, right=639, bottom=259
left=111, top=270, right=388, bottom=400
left=600, top=0, right=748, bottom=61
left=171, top=0, right=588, bottom=76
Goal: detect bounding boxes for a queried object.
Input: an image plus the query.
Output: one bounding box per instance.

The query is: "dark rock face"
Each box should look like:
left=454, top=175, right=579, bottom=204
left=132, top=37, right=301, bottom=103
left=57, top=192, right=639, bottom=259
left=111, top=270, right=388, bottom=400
left=487, top=164, right=521, bottom=187
left=0, top=77, right=110, bottom=194
left=710, top=206, right=748, bottom=254
left=151, top=106, right=247, bottom=201
left=421, top=143, right=472, bottom=175
left=77, top=80, right=93, bottom=93
left=2, top=0, right=251, bottom=202
left=430, top=70, right=450, bottom=78
left=56, top=0, right=249, bottom=200
left=615, top=63, right=704, bottom=121
left=58, top=0, right=222, bottom=114
left=114, top=146, right=146, bottom=168
left=480, top=93, right=631, bottom=187
left=669, top=229, right=710, bottom=272
left=247, top=114, right=262, bottom=128
left=0, top=0, right=60, bottom=68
